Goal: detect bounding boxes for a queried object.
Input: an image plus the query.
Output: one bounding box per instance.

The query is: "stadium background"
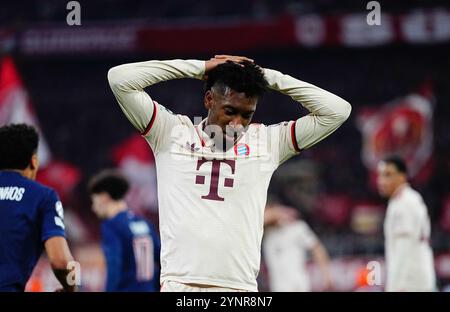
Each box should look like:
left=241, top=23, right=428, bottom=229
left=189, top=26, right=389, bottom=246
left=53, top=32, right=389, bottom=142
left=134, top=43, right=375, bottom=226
left=0, top=0, right=449, bottom=291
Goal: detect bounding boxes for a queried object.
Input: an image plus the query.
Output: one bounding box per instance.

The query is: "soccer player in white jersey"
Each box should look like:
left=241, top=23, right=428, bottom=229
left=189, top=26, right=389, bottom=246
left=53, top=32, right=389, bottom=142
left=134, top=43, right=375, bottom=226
left=107, top=55, right=351, bottom=292
left=263, top=204, right=333, bottom=292
left=377, top=156, right=436, bottom=292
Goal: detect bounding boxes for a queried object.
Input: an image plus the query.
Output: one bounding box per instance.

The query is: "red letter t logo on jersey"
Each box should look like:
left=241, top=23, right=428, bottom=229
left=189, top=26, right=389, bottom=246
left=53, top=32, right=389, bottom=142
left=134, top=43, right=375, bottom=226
left=195, top=158, right=236, bottom=201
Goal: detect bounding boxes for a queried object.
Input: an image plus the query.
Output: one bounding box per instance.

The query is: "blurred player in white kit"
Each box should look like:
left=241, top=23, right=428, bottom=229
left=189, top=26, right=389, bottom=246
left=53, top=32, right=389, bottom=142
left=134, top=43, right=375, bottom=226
left=377, top=155, right=436, bottom=292
left=263, top=203, right=333, bottom=292
left=108, top=55, right=351, bottom=291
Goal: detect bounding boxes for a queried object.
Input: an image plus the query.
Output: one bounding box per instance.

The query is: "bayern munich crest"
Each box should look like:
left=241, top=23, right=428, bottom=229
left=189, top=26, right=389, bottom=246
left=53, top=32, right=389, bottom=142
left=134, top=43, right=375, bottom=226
left=234, top=143, right=250, bottom=156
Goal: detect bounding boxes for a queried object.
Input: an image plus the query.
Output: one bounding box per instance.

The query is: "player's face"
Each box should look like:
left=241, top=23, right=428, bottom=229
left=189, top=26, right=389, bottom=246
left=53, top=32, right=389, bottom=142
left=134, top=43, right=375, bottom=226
left=376, top=162, right=405, bottom=198
left=91, top=193, right=110, bottom=219
left=204, top=89, right=257, bottom=150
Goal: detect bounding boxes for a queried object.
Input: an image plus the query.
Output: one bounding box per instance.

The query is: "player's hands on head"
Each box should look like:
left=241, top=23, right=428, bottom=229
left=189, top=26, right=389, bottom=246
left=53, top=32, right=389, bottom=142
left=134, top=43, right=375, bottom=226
left=204, top=55, right=255, bottom=79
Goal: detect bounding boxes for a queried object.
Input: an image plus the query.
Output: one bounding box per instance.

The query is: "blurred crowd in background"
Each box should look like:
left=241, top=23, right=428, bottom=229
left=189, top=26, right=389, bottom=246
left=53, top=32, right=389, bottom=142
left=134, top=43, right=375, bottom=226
left=0, top=0, right=449, bottom=291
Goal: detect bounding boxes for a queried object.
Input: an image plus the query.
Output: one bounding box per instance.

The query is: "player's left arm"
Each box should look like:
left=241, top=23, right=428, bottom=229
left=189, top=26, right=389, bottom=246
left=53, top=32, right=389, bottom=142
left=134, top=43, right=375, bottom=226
left=40, top=190, right=77, bottom=292
left=300, top=221, right=334, bottom=291
left=45, top=237, right=77, bottom=292
left=264, top=67, right=351, bottom=152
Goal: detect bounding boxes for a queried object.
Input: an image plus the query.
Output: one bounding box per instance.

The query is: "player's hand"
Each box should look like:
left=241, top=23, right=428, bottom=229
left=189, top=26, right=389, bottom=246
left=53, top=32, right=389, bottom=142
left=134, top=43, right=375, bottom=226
left=264, top=204, right=299, bottom=226
left=204, top=55, right=254, bottom=78
left=323, top=274, right=335, bottom=292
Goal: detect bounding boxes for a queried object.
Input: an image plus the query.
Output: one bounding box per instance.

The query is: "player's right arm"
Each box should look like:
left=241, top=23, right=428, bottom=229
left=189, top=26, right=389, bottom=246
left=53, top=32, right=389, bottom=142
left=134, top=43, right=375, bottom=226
left=310, top=241, right=333, bottom=291
left=297, top=221, right=333, bottom=291
left=107, top=59, right=205, bottom=150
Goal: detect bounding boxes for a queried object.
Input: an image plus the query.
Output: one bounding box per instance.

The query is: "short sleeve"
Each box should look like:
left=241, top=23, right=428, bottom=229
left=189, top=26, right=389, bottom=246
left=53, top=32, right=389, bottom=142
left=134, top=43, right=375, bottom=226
left=40, top=189, right=66, bottom=243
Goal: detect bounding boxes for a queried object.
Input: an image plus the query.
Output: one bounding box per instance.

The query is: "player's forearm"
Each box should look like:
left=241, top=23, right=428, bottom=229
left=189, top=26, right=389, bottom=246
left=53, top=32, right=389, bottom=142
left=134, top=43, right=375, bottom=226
left=107, top=59, right=205, bottom=133
left=52, top=267, right=77, bottom=292
left=312, top=243, right=332, bottom=278
left=264, top=68, right=351, bottom=149
left=50, top=255, right=77, bottom=292
left=263, top=68, right=351, bottom=119
left=108, top=59, right=205, bottom=91
left=45, top=237, right=77, bottom=291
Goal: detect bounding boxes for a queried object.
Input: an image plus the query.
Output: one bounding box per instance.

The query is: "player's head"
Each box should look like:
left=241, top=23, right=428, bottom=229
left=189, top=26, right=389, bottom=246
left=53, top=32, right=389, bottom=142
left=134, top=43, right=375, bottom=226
left=0, top=123, right=40, bottom=180
left=204, top=61, right=268, bottom=149
left=376, top=155, right=408, bottom=198
left=88, top=169, right=129, bottom=219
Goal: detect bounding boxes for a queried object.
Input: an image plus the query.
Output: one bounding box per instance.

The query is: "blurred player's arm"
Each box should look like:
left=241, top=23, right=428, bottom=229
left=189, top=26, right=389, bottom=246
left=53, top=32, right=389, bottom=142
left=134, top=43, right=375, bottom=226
left=387, top=204, right=419, bottom=291
left=102, top=226, right=123, bottom=292
left=41, top=191, right=77, bottom=292
left=310, top=241, right=334, bottom=291
left=299, top=221, right=334, bottom=291
left=264, top=204, right=298, bottom=227
left=107, top=59, right=205, bottom=133
left=149, top=223, right=161, bottom=290
left=388, top=236, right=416, bottom=291
left=45, top=237, right=77, bottom=292
left=264, top=68, right=351, bottom=150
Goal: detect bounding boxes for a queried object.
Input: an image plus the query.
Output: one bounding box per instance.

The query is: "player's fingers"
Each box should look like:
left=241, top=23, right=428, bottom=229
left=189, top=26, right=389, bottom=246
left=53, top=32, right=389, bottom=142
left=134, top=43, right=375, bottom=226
left=215, top=55, right=254, bottom=63
left=230, top=57, right=254, bottom=64
left=215, top=54, right=233, bottom=59
left=234, top=56, right=254, bottom=62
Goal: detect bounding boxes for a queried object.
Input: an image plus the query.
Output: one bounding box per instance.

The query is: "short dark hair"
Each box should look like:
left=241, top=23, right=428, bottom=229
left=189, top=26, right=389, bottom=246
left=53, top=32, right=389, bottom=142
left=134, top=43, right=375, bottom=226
left=383, top=155, right=408, bottom=176
left=0, top=123, right=39, bottom=170
left=205, top=60, right=268, bottom=98
left=88, top=170, right=130, bottom=200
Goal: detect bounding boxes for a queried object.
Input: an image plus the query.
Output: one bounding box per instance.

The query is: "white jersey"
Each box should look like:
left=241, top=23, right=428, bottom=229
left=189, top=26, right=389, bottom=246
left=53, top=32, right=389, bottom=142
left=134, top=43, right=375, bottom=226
left=384, top=184, right=436, bottom=292
left=263, top=220, right=318, bottom=292
left=108, top=59, right=351, bottom=291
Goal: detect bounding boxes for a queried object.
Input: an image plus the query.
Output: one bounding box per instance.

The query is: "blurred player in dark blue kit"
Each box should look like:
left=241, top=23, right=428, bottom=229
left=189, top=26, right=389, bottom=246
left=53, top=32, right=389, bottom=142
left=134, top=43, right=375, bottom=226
left=88, top=170, right=160, bottom=292
left=0, top=124, right=77, bottom=292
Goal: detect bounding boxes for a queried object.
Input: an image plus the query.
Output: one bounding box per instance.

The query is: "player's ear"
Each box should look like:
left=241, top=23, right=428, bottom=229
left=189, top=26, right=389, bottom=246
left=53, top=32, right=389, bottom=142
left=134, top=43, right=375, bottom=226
left=30, top=153, right=39, bottom=171
left=204, top=90, right=213, bottom=110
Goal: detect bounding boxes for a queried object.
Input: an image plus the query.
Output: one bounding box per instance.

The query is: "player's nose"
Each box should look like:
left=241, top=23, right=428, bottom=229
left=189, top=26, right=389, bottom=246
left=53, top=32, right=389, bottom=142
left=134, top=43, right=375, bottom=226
left=227, top=119, right=244, bottom=134
left=228, top=117, right=245, bottom=128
